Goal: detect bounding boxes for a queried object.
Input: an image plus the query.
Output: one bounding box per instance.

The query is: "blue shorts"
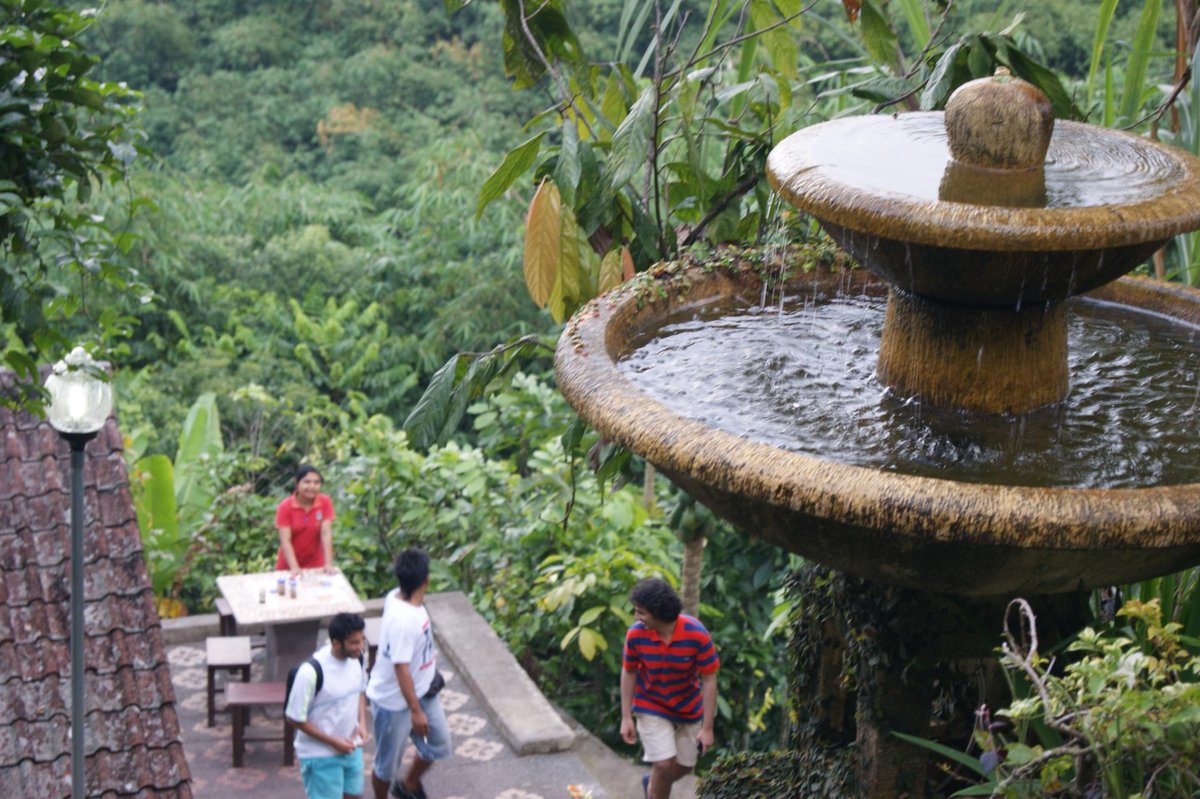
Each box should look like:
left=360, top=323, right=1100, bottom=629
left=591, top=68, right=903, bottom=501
left=300, top=748, right=364, bottom=799
left=369, top=695, right=452, bottom=782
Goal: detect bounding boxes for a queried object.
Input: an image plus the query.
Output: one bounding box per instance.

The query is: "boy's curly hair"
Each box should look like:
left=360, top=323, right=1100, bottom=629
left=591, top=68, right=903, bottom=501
left=630, top=578, right=682, bottom=623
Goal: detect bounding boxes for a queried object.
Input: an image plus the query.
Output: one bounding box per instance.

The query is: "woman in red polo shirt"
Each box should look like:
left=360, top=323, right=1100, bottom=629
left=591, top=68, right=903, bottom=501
left=276, top=464, right=336, bottom=575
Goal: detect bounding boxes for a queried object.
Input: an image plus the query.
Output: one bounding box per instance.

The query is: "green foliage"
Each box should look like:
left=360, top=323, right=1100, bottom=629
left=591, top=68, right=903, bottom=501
left=205, top=13, right=299, bottom=71
left=128, top=392, right=225, bottom=603
left=403, top=335, right=554, bottom=450
left=288, top=296, right=394, bottom=408
left=699, top=749, right=852, bottom=799
left=173, top=455, right=278, bottom=610
left=130, top=453, right=178, bottom=597
left=468, top=371, right=565, bottom=472
left=1, top=0, right=144, bottom=412
left=84, top=0, right=196, bottom=91
left=1160, top=44, right=1200, bottom=286
left=907, top=599, right=1200, bottom=798
left=173, top=392, right=224, bottom=530
left=495, top=0, right=580, bottom=89
left=1129, top=567, right=1200, bottom=647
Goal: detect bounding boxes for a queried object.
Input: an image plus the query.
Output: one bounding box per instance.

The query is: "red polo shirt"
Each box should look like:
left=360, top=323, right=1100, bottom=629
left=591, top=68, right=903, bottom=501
left=623, top=614, right=719, bottom=723
left=275, top=493, right=334, bottom=569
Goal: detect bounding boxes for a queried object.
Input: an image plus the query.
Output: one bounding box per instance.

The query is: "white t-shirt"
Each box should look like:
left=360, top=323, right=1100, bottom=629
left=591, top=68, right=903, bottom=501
left=366, top=589, right=437, bottom=711
left=285, top=643, right=367, bottom=760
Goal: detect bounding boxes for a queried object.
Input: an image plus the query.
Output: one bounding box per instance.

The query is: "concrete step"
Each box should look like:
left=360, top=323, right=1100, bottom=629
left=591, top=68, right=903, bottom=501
left=427, top=590, right=576, bottom=754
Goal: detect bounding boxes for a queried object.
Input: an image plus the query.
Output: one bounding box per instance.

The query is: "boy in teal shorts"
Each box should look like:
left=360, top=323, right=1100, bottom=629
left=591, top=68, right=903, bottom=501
left=286, top=612, right=370, bottom=799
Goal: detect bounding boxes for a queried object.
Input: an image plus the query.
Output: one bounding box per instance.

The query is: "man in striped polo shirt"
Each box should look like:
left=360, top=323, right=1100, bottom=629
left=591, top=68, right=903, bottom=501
left=620, top=578, right=719, bottom=799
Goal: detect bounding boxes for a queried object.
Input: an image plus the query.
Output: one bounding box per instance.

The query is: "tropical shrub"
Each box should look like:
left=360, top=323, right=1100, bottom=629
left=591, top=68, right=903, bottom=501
left=901, top=598, right=1200, bottom=798
left=128, top=392, right=224, bottom=614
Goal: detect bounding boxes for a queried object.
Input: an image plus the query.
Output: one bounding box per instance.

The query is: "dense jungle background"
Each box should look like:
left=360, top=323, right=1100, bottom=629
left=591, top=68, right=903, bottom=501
left=6, top=0, right=1200, bottom=789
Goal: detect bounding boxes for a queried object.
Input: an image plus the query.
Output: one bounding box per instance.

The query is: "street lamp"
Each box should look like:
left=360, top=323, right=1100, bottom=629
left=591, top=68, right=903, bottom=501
left=45, top=347, right=113, bottom=799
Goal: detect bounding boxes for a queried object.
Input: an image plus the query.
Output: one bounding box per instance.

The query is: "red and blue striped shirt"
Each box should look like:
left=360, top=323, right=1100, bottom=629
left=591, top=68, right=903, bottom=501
left=623, top=614, right=719, bottom=723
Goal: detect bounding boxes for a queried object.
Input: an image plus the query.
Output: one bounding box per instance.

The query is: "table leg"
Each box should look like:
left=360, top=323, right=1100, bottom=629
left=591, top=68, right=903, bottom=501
left=232, top=704, right=245, bottom=767
left=264, top=619, right=322, bottom=681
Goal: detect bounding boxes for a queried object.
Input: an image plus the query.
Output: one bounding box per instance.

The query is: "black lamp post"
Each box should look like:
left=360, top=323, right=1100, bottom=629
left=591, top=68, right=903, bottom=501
left=45, top=348, right=113, bottom=799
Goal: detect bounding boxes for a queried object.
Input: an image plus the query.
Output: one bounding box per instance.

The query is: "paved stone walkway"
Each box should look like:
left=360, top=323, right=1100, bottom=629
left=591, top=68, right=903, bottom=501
left=168, top=641, right=620, bottom=799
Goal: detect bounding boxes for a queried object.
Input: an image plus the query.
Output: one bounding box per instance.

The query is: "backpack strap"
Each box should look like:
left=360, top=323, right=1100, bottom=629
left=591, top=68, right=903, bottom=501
left=309, top=655, right=324, bottom=696
left=285, top=656, right=324, bottom=722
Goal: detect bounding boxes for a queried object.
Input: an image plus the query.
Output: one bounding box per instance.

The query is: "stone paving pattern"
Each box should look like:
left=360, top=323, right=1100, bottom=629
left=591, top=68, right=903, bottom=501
left=170, top=641, right=617, bottom=799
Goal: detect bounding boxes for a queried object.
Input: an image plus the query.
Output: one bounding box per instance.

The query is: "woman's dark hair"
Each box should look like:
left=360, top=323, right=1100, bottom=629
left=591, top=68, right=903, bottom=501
left=329, top=612, right=365, bottom=643
left=294, top=464, right=322, bottom=491
left=630, top=578, right=682, bottom=623
left=394, top=548, right=430, bottom=599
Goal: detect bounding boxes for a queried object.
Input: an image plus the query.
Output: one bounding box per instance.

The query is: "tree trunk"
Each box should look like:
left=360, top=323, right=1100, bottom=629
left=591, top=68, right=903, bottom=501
left=681, top=534, right=705, bottom=617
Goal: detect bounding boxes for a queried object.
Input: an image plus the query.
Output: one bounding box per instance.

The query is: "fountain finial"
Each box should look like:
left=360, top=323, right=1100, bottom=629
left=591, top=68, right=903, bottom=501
left=944, top=67, right=1054, bottom=171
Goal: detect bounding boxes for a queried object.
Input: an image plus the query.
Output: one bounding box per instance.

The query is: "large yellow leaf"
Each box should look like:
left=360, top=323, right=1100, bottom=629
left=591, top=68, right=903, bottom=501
left=549, top=201, right=584, bottom=322
left=559, top=205, right=583, bottom=298
left=524, top=178, right=561, bottom=307
left=578, top=626, right=607, bottom=661
left=598, top=249, right=622, bottom=295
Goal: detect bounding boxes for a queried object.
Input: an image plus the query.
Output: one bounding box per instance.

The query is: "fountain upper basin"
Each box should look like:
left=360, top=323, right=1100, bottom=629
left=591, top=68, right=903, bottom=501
left=766, top=114, right=1200, bottom=307
left=555, top=256, right=1200, bottom=596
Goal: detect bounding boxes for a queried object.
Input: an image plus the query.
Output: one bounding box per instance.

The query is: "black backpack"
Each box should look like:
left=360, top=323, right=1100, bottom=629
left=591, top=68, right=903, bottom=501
left=285, top=654, right=365, bottom=714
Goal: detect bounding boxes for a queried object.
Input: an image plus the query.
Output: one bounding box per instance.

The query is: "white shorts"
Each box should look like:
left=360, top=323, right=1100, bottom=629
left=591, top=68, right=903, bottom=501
left=635, top=713, right=700, bottom=767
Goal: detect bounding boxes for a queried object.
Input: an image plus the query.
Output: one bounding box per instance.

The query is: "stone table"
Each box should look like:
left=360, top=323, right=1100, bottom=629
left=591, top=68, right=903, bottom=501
left=217, top=569, right=365, bottom=680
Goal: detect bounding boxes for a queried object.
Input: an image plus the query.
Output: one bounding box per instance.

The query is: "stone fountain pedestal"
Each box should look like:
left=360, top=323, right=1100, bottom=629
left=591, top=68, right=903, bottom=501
left=781, top=565, right=1088, bottom=798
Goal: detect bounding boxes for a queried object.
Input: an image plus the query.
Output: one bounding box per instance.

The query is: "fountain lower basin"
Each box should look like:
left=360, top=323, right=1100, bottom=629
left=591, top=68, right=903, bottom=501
left=555, top=254, right=1200, bottom=597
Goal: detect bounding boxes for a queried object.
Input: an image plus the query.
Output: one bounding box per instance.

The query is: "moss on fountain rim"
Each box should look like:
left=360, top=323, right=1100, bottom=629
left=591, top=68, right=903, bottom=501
left=555, top=250, right=1200, bottom=597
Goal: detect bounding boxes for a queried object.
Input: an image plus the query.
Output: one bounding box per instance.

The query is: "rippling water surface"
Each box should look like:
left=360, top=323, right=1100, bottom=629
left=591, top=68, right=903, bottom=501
left=796, top=115, right=1187, bottom=208
left=618, top=292, right=1200, bottom=488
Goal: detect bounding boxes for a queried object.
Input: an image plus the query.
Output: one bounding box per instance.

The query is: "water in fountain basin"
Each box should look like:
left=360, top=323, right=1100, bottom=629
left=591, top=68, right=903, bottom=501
left=801, top=114, right=1188, bottom=208
left=618, top=289, right=1200, bottom=488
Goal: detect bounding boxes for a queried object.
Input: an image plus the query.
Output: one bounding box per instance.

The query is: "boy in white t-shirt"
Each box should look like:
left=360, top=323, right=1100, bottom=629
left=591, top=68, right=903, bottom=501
left=366, top=548, right=451, bottom=799
left=286, top=612, right=370, bottom=799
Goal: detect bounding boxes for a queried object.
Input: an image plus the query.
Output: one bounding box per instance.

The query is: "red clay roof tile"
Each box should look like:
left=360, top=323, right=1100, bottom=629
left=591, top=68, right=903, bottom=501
left=0, top=369, right=192, bottom=797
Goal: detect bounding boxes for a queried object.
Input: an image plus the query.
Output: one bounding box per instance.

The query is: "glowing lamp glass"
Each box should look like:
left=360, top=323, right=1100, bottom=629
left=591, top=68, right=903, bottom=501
left=44, top=347, right=112, bottom=435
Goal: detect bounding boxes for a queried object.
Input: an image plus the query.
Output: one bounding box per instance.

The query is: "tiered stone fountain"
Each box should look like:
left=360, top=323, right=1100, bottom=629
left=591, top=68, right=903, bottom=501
left=555, top=71, right=1200, bottom=796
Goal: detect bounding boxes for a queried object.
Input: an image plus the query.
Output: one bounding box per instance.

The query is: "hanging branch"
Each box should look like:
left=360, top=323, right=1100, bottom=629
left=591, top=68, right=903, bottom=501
left=680, top=174, right=761, bottom=248
left=873, top=0, right=957, bottom=114
left=515, top=0, right=599, bottom=141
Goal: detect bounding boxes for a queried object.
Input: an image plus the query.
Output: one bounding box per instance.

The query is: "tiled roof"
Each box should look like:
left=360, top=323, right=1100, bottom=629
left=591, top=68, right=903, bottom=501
left=0, top=371, right=191, bottom=798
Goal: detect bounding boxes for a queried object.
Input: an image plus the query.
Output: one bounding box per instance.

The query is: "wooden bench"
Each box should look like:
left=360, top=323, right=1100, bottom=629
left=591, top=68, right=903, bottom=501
left=206, top=636, right=251, bottom=727
left=227, top=681, right=295, bottom=767
left=364, top=616, right=381, bottom=672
